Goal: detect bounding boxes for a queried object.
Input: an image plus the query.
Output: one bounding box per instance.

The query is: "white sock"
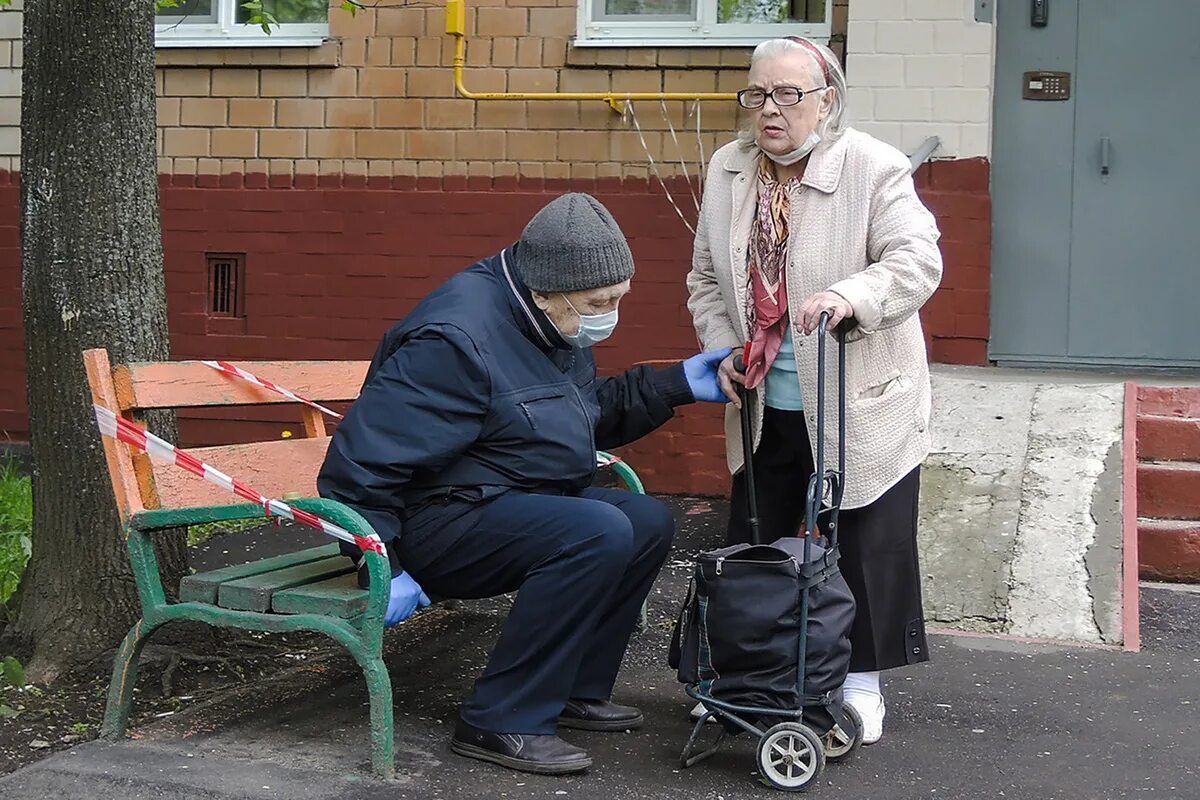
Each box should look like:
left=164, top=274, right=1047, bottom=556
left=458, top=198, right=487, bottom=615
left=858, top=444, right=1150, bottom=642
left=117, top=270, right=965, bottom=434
left=842, top=671, right=882, bottom=703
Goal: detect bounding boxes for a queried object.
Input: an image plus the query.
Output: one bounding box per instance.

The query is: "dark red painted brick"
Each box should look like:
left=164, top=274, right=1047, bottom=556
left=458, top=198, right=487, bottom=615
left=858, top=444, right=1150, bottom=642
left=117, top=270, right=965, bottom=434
left=1138, top=520, right=1200, bottom=582
left=931, top=336, right=988, bottom=365
left=930, top=158, right=990, bottom=192
left=1138, top=462, right=1200, bottom=519
left=1138, top=415, right=1200, bottom=462
left=1138, top=386, right=1200, bottom=418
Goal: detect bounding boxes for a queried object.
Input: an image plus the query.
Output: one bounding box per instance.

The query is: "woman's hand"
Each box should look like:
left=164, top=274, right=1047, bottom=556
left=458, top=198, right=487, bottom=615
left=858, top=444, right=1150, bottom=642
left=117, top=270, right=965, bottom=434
left=796, top=291, right=854, bottom=335
left=718, top=347, right=746, bottom=408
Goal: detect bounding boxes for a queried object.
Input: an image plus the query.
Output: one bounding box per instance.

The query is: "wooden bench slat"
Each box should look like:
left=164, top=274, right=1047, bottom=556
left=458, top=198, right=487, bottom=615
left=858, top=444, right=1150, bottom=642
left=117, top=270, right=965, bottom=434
left=115, top=360, right=368, bottom=411
left=217, top=556, right=355, bottom=612
left=271, top=573, right=368, bottom=618
left=148, top=437, right=330, bottom=509
left=180, top=544, right=341, bottom=604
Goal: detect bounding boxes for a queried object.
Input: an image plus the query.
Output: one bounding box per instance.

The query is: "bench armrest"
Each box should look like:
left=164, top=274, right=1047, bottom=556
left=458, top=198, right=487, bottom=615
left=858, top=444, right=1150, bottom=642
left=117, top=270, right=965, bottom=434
left=131, top=504, right=270, bottom=531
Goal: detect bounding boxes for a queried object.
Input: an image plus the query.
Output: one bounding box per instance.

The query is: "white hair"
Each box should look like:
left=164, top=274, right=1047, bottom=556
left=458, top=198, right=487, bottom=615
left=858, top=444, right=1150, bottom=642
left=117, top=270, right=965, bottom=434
left=737, top=37, right=848, bottom=148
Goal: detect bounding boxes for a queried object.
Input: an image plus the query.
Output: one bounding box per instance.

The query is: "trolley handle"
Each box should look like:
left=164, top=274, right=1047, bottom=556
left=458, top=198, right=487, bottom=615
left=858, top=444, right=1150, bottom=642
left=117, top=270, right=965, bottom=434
left=805, top=313, right=848, bottom=546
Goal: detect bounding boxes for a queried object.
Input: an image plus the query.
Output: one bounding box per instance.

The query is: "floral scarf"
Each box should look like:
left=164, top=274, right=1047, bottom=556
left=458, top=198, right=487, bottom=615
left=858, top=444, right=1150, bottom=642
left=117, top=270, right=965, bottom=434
left=743, top=157, right=800, bottom=390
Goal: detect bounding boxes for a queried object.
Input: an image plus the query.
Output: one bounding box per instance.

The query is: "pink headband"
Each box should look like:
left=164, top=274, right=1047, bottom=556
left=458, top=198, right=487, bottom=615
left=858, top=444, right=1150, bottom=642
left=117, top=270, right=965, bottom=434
left=785, top=36, right=833, bottom=86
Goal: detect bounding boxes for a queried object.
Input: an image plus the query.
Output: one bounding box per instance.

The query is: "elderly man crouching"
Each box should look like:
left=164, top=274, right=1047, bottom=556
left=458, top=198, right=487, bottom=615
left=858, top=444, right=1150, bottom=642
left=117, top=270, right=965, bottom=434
left=318, top=193, right=728, bottom=775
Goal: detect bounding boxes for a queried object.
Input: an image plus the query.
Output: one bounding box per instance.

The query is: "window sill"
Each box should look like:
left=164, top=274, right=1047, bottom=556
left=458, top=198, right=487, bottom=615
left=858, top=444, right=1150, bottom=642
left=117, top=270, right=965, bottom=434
left=574, top=36, right=818, bottom=48
left=154, top=41, right=339, bottom=68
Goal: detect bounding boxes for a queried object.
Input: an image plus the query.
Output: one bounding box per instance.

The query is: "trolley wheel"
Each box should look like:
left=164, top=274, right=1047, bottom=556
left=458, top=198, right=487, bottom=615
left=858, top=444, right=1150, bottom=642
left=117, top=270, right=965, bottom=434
left=756, top=722, right=824, bottom=792
left=823, top=703, right=863, bottom=763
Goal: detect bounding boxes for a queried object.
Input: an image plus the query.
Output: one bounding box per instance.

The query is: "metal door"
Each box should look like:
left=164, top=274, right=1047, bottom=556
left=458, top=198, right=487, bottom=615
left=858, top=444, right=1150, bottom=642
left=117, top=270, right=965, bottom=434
left=990, top=0, right=1200, bottom=367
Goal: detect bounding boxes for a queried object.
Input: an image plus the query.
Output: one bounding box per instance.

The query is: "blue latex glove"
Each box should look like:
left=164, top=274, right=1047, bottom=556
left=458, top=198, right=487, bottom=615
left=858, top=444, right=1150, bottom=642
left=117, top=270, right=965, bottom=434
left=385, top=571, right=432, bottom=627
left=683, top=347, right=734, bottom=403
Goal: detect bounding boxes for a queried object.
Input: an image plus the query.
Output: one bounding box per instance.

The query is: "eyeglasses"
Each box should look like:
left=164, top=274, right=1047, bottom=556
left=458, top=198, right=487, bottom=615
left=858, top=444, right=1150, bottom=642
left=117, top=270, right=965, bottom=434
left=736, top=86, right=825, bottom=110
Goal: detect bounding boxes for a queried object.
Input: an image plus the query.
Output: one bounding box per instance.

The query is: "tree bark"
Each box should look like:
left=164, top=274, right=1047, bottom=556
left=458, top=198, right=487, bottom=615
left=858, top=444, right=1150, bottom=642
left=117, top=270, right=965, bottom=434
left=5, top=0, right=187, bottom=679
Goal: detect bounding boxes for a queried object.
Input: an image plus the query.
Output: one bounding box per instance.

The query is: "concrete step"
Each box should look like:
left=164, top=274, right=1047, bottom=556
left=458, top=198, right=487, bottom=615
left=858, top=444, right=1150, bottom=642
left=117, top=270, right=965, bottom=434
left=1137, top=414, right=1200, bottom=461
left=1137, top=461, right=1200, bottom=520
left=1139, top=518, right=1200, bottom=582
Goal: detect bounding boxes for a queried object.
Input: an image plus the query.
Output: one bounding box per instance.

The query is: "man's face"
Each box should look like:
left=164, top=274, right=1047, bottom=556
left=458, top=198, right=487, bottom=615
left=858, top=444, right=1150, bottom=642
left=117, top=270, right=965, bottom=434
left=533, top=280, right=632, bottom=337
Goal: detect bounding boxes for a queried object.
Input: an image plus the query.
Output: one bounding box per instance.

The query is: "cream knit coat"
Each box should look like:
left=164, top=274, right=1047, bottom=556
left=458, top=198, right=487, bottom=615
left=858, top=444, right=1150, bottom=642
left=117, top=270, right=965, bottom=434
left=686, top=129, right=943, bottom=509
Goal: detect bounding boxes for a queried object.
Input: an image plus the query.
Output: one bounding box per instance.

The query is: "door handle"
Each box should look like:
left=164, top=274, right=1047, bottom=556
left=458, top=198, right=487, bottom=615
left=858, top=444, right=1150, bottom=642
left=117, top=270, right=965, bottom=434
left=1100, top=137, right=1111, bottom=177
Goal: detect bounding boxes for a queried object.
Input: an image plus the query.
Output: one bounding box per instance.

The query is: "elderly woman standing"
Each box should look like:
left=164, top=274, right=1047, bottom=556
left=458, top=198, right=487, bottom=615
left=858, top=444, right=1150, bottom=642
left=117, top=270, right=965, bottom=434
left=686, top=36, right=943, bottom=744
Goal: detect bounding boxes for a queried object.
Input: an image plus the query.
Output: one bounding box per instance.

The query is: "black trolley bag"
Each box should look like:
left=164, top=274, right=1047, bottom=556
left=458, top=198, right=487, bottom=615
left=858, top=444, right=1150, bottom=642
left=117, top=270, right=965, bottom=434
left=669, top=312, right=862, bottom=792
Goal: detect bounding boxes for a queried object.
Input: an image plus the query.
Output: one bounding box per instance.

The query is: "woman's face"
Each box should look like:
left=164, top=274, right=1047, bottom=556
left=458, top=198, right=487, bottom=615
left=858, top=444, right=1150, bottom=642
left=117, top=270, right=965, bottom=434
left=746, top=51, right=835, bottom=159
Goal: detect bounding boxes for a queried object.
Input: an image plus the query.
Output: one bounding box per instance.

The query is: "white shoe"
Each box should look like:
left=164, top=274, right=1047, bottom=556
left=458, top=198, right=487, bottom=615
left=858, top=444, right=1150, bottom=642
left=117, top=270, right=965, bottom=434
left=689, top=701, right=718, bottom=723
left=844, top=691, right=884, bottom=745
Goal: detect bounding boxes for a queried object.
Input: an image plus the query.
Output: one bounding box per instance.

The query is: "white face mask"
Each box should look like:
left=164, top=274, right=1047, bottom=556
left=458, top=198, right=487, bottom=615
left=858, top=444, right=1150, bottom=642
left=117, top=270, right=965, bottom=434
left=764, top=129, right=822, bottom=166
left=560, top=295, right=618, bottom=348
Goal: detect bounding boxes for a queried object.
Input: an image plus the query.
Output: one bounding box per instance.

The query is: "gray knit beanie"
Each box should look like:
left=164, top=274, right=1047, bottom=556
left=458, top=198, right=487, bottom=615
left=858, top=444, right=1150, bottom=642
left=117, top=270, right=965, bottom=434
left=514, top=193, right=635, bottom=293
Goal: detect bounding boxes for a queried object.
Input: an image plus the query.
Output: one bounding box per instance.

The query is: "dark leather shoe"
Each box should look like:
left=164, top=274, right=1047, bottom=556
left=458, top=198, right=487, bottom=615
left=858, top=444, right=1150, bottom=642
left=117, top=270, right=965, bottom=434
left=558, top=699, right=644, bottom=732
left=450, top=719, right=592, bottom=775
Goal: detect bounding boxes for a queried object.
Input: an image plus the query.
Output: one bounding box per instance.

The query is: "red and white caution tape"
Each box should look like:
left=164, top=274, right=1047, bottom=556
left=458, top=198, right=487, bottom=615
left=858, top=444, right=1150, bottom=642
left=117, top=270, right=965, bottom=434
left=201, top=360, right=344, bottom=420
left=202, top=360, right=619, bottom=469
left=93, top=404, right=384, bottom=556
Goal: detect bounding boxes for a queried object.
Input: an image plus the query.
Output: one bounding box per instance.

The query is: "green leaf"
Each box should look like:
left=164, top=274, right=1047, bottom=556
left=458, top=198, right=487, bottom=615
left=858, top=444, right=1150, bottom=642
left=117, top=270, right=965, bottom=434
left=1, top=655, right=25, bottom=688
left=0, top=704, right=21, bottom=718
left=341, top=0, right=359, bottom=16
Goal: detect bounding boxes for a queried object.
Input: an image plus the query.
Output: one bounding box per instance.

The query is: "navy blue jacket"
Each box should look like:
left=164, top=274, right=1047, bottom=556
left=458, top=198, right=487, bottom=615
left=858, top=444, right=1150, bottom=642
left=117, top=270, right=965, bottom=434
left=317, top=248, right=694, bottom=567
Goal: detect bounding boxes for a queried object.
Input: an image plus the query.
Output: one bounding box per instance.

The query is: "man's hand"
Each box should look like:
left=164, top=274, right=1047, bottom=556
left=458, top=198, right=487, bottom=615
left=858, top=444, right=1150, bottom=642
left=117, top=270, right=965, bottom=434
left=683, top=347, right=734, bottom=404
left=385, top=571, right=432, bottom=627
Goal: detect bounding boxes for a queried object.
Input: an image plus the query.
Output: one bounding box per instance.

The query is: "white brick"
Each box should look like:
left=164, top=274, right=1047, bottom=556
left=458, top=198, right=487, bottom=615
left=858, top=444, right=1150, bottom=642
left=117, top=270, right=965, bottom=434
left=846, top=53, right=904, bottom=88
left=12, top=40, right=20, bottom=69
left=933, top=21, right=994, bottom=54
left=933, top=87, right=991, bottom=122
left=959, top=123, right=991, bottom=158
left=845, top=87, right=876, bottom=122
left=0, top=42, right=9, bottom=68
left=0, top=10, right=21, bottom=39
left=906, top=0, right=965, bottom=20
left=0, top=126, right=19, bottom=156
left=0, top=68, right=19, bottom=97
left=846, top=20, right=876, bottom=53
left=874, top=21, right=936, bottom=54
left=849, top=0, right=908, bottom=22
left=874, top=88, right=933, bottom=122
left=0, top=98, right=17, bottom=126
left=963, top=54, right=993, bottom=88
left=905, top=55, right=964, bottom=87
left=854, top=122, right=905, bottom=150
left=901, top=122, right=961, bottom=157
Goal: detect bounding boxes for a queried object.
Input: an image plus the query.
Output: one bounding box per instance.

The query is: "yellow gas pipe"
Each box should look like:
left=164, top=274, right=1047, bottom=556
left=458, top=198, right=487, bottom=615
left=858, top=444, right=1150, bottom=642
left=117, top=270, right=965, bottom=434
left=446, top=0, right=738, bottom=113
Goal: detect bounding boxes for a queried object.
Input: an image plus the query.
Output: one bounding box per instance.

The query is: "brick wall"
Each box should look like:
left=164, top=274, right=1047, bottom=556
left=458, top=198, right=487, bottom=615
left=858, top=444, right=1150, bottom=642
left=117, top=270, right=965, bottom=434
left=0, top=1, right=20, bottom=171
left=845, top=0, right=993, bottom=158
left=0, top=169, right=986, bottom=493
left=152, top=0, right=849, bottom=183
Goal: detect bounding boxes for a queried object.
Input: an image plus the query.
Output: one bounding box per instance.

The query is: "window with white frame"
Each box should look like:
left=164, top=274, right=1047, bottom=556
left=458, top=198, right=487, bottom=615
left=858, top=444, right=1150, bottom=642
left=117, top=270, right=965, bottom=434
left=576, top=0, right=830, bottom=47
left=155, top=0, right=329, bottom=48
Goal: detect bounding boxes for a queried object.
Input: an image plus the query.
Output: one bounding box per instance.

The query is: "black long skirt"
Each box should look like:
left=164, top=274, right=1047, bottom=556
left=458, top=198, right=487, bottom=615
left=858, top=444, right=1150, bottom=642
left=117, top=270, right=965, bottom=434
left=727, top=407, right=930, bottom=673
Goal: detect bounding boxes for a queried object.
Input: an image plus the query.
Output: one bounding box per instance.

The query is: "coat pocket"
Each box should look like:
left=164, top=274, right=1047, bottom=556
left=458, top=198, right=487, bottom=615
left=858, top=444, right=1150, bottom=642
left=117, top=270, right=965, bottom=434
left=856, top=370, right=910, bottom=402
left=513, top=390, right=567, bottom=430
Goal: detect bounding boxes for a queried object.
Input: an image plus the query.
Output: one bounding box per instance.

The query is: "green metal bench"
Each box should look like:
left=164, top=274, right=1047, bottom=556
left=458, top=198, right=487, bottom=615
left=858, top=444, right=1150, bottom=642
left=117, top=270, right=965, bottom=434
left=83, top=349, right=645, bottom=779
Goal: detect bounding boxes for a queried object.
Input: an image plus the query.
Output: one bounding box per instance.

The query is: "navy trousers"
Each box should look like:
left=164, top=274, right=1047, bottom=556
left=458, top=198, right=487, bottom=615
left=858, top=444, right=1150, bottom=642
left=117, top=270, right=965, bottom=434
left=395, top=487, right=675, bottom=735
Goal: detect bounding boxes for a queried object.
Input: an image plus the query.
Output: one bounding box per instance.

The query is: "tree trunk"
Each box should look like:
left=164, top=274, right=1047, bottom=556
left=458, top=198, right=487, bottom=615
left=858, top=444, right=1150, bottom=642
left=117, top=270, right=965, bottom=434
left=6, top=0, right=187, bottom=679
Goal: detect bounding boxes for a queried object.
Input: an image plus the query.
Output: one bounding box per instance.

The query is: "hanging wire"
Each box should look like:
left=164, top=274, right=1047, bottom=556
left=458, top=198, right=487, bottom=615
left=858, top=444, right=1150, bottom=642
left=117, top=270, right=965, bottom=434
left=624, top=101, right=696, bottom=236
left=661, top=99, right=701, bottom=216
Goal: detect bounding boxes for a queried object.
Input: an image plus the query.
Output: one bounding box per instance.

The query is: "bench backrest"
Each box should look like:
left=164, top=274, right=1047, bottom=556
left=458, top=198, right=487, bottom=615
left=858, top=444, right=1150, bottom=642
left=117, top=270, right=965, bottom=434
left=83, top=349, right=368, bottom=520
